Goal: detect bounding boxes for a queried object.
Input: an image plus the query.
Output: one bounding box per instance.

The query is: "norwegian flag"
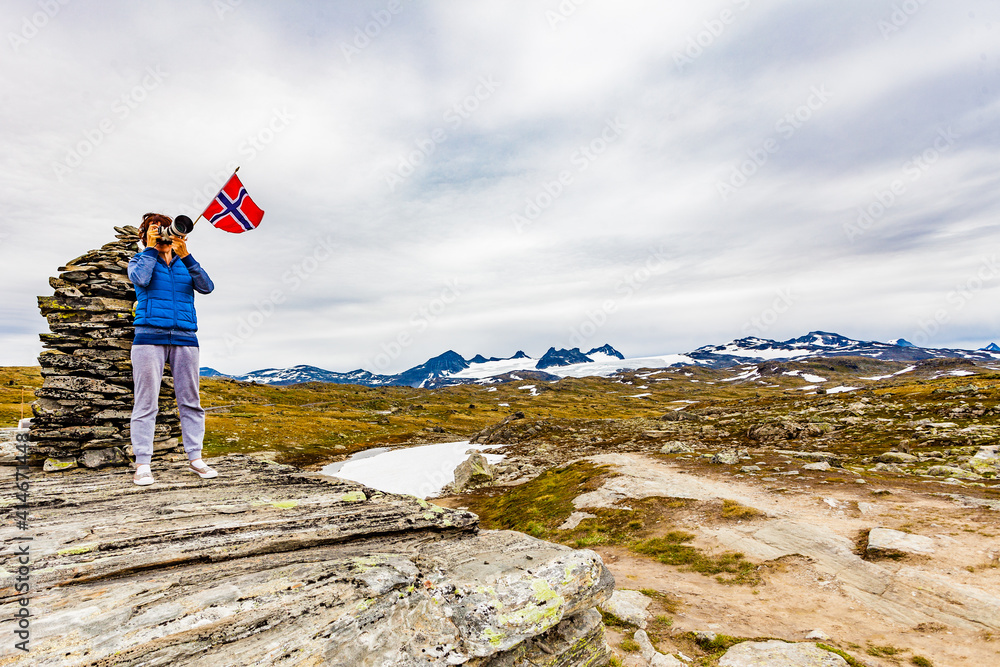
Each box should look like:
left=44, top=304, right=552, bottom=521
left=201, top=172, right=265, bottom=233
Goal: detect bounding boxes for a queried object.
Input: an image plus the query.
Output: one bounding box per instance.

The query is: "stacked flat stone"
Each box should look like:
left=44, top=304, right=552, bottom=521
left=28, top=225, right=184, bottom=471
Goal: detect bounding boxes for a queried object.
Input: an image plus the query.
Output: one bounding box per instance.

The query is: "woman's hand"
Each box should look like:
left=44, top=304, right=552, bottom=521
left=172, top=235, right=189, bottom=258
left=144, top=225, right=160, bottom=248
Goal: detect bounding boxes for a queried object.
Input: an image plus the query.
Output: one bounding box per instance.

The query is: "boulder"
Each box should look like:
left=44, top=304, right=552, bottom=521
left=80, top=447, right=126, bottom=469
left=453, top=451, right=494, bottom=491
left=634, top=629, right=684, bottom=666
left=558, top=512, right=596, bottom=530
left=803, top=461, right=832, bottom=471
left=598, top=589, right=651, bottom=628
left=877, top=452, right=918, bottom=464
left=718, top=640, right=849, bottom=666
left=969, top=446, right=1000, bottom=476
left=927, top=465, right=982, bottom=480
left=867, top=528, right=935, bottom=557
left=0, top=455, right=614, bottom=665
left=659, top=441, right=693, bottom=454
left=712, top=450, right=740, bottom=465
left=42, top=456, right=78, bottom=472
left=748, top=421, right=804, bottom=441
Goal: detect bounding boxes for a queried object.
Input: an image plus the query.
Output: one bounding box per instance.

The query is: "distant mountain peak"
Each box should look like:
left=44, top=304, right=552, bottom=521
left=535, top=347, right=593, bottom=369
left=981, top=342, right=1000, bottom=352
left=393, top=350, right=469, bottom=387
left=889, top=338, right=915, bottom=348
left=785, top=331, right=857, bottom=347
left=469, top=350, right=533, bottom=364
left=585, top=344, right=624, bottom=359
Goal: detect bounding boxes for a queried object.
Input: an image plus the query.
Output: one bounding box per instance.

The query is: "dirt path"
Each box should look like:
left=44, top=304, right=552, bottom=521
left=581, top=453, right=1000, bottom=667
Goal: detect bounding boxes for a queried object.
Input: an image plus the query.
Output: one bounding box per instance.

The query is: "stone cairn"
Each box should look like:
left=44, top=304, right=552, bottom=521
left=28, top=225, right=184, bottom=472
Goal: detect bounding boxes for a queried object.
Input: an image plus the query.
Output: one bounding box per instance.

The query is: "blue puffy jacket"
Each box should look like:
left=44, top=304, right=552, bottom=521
left=128, top=247, right=214, bottom=342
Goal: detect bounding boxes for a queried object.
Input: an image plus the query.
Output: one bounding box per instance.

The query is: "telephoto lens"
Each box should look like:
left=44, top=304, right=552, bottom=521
left=168, top=215, right=194, bottom=237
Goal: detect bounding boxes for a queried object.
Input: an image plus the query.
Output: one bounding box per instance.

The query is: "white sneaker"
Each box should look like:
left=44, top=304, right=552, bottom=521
left=133, top=468, right=154, bottom=486
left=189, top=460, right=218, bottom=479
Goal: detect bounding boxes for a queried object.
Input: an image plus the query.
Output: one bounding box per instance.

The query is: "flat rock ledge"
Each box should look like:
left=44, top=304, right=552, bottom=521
left=0, top=455, right=613, bottom=666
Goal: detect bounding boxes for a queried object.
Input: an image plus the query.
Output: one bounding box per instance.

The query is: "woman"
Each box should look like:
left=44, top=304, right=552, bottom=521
left=127, top=213, right=217, bottom=486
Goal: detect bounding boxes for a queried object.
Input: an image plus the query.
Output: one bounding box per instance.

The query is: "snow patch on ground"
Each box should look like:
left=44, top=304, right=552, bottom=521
left=321, top=441, right=506, bottom=499
left=783, top=370, right=827, bottom=383
left=722, top=367, right=759, bottom=382
left=862, top=365, right=917, bottom=381
left=826, top=386, right=860, bottom=394
left=708, top=343, right=816, bottom=360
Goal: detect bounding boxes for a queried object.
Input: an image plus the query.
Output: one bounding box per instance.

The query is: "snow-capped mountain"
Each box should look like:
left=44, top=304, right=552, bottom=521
left=392, top=351, right=469, bottom=387
left=689, top=331, right=1000, bottom=368
left=217, top=365, right=396, bottom=387
left=200, top=333, right=1000, bottom=388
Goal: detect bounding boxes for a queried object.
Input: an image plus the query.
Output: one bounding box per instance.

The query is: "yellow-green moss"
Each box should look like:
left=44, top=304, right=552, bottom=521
left=57, top=544, right=96, bottom=556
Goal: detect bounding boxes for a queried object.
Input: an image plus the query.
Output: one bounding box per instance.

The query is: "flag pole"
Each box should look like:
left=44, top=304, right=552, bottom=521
left=192, top=166, right=240, bottom=227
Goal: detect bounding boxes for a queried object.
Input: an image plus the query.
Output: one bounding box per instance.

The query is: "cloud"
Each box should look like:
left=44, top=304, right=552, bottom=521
left=2, top=0, right=1000, bottom=374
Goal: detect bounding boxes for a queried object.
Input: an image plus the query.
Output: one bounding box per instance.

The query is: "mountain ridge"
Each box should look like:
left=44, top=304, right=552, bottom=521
left=202, top=333, right=1000, bottom=388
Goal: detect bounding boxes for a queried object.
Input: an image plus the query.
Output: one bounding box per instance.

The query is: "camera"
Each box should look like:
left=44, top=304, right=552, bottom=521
left=156, top=215, right=194, bottom=245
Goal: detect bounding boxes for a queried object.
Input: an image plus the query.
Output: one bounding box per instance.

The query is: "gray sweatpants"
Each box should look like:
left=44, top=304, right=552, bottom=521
left=130, top=345, right=205, bottom=465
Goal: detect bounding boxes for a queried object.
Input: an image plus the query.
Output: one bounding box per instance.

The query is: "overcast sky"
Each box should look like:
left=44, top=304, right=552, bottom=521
left=2, top=0, right=999, bottom=374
